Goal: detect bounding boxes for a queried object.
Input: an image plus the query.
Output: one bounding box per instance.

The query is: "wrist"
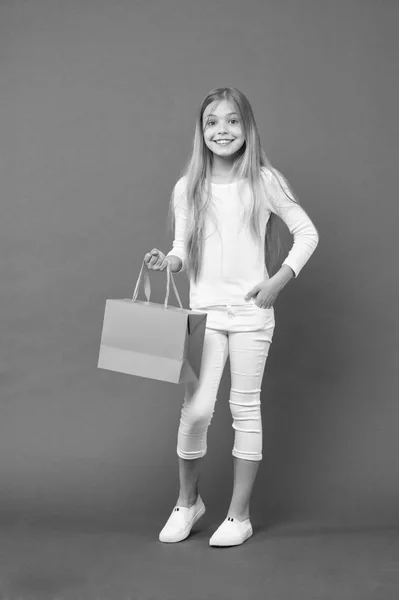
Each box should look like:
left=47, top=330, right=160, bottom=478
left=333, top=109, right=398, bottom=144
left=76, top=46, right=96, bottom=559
left=269, top=264, right=295, bottom=290
left=166, top=254, right=183, bottom=273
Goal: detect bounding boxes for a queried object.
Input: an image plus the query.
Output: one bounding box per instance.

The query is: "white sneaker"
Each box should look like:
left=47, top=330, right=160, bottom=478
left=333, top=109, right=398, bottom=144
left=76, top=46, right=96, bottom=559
left=209, top=516, right=253, bottom=547
left=159, top=495, right=206, bottom=543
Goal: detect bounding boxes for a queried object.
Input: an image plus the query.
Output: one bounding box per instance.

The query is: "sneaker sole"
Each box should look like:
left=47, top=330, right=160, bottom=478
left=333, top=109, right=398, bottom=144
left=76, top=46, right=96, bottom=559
left=159, top=502, right=206, bottom=543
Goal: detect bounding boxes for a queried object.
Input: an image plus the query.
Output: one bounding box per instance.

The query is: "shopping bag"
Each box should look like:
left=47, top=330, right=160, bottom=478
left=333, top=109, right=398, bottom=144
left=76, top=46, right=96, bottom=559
left=97, top=258, right=207, bottom=384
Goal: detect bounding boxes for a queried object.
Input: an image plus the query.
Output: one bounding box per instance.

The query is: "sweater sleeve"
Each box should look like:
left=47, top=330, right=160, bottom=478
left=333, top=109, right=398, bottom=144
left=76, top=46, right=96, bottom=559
left=263, top=168, right=319, bottom=277
left=165, top=178, right=188, bottom=273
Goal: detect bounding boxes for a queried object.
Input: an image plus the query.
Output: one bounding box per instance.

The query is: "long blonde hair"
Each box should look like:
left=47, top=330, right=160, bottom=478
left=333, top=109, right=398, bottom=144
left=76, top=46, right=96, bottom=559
left=167, top=87, right=300, bottom=283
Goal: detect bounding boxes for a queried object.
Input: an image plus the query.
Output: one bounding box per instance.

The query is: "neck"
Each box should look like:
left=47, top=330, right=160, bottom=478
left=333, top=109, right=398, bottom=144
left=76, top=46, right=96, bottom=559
left=211, top=158, right=235, bottom=176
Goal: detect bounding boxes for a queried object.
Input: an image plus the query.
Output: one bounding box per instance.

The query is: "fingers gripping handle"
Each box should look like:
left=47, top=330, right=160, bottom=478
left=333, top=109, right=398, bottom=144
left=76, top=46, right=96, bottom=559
left=132, top=259, right=183, bottom=309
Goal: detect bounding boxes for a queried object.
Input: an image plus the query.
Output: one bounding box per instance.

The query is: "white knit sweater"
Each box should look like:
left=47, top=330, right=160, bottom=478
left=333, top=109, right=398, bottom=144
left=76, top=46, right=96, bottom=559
left=166, top=168, right=319, bottom=310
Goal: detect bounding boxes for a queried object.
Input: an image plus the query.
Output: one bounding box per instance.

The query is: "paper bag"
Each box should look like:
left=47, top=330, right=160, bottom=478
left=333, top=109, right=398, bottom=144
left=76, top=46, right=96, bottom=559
left=97, top=258, right=207, bottom=384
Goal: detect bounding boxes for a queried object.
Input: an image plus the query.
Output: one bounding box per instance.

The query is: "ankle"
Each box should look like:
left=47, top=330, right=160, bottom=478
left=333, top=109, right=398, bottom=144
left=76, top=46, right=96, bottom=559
left=227, top=509, right=250, bottom=522
left=177, top=492, right=199, bottom=508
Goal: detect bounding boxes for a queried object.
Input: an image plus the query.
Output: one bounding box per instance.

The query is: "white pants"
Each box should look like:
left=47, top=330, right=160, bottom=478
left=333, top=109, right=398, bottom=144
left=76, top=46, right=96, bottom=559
left=177, top=300, right=275, bottom=462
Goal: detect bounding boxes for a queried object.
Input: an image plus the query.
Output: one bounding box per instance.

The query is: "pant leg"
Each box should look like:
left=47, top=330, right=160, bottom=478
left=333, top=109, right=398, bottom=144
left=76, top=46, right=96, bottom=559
left=177, top=327, right=229, bottom=460
left=228, top=327, right=274, bottom=461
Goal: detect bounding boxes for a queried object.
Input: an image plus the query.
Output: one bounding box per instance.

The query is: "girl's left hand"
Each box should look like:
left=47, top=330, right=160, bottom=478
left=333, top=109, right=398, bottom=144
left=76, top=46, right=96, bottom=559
left=244, top=279, right=281, bottom=309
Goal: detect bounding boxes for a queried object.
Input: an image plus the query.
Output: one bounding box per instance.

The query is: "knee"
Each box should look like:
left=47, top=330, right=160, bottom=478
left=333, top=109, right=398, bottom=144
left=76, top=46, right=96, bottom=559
left=180, top=405, right=215, bottom=431
left=229, top=397, right=261, bottom=421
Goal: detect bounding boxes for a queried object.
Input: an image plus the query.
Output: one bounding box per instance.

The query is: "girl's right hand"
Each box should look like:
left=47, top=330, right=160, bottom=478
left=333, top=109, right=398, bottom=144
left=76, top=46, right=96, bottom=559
left=144, top=248, right=167, bottom=270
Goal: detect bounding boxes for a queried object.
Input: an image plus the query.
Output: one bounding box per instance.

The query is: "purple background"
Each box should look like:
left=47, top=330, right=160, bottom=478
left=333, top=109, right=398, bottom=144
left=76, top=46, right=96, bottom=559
left=1, top=0, right=398, bottom=528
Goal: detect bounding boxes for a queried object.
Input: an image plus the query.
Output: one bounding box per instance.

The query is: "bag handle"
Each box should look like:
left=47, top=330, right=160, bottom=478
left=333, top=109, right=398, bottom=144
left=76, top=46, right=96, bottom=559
left=132, top=258, right=184, bottom=309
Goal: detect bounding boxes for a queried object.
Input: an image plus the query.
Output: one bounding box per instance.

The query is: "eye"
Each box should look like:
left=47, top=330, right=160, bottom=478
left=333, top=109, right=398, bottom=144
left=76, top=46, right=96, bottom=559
left=204, top=118, right=238, bottom=128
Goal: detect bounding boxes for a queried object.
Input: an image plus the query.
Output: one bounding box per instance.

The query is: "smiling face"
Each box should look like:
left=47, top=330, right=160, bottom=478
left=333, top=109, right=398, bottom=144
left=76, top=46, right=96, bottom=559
left=202, top=99, right=245, bottom=166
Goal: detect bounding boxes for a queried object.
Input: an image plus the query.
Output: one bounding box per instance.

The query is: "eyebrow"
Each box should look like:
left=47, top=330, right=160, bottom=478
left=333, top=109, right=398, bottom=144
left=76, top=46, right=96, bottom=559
left=204, top=112, right=238, bottom=119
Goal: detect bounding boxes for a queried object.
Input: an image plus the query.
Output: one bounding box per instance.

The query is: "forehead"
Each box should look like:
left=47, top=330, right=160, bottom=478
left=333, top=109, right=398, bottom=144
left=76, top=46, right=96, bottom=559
left=203, top=99, right=238, bottom=120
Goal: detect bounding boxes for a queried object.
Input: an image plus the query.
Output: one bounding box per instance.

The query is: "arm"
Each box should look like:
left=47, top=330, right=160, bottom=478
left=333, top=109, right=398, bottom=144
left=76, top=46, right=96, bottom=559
left=165, top=180, right=188, bottom=274
left=264, top=168, right=320, bottom=278
left=270, top=263, right=295, bottom=291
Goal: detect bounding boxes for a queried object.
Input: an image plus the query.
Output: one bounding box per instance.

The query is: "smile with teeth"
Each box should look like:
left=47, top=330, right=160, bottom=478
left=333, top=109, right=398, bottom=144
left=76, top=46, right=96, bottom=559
left=214, top=139, right=234, bottom=145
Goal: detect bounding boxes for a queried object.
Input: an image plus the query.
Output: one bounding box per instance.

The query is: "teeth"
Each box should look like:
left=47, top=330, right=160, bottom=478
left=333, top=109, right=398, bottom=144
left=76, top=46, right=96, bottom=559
left=215, top=140, right=232, bottom=145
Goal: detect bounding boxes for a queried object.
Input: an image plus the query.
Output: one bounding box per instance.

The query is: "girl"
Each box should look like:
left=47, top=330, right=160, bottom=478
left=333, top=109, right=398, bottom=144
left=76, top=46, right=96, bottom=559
left=144, top=87, right=319, bottom=547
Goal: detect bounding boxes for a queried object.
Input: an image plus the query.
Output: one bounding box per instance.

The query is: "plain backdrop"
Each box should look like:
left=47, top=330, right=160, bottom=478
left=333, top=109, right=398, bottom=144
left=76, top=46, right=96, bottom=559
left=0, top=0, right=398, bottom=530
